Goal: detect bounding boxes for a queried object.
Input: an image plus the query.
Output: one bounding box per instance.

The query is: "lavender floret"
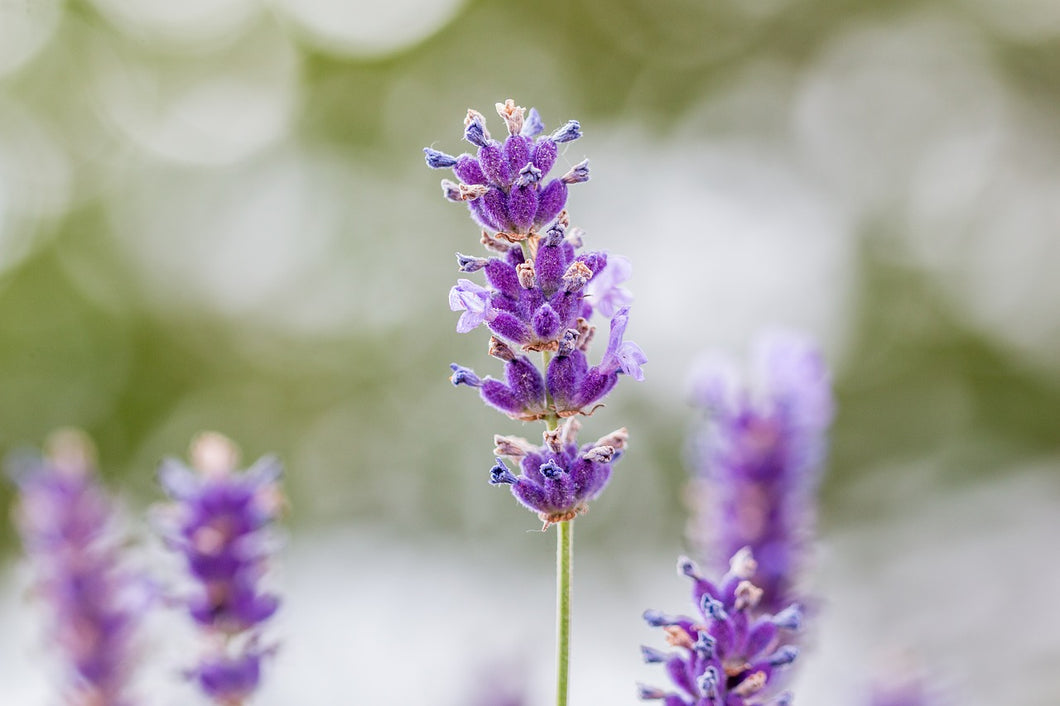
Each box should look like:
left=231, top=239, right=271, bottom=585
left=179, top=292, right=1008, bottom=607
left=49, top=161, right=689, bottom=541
left=425, top=100, right=590, bottom=238
left=10, top=429, right=143, bottom=706
left=688, top=332, right=833, bottom=613
left=157, top=432, right=284, bottom=705
left=639, top=550, right=799, bottom=706
left=490, top=419, right=627, bottom=527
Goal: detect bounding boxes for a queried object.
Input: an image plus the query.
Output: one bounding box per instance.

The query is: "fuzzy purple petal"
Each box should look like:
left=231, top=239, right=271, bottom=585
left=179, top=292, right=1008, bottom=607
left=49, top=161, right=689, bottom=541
left=454, top=154, right=488, bottom=185
left=534, top=179, right=567, bottom=227
left=488, top=311, right=532, bottom=345
left=531, top=138, right=558, bottom=174
left=508, top=185, right=538, bottom=232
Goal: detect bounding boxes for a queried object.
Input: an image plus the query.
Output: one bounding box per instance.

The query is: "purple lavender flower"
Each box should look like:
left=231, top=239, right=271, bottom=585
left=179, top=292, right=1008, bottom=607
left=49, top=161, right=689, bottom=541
left=157, top=432, right=284, bottom=705
left=489, top=419, right=627, bottom=527
left=10, top=429, right=142, bottom=706
left=688, top=332, right=833, bottom=613
left=639, top=550, right=800, bottom=706
left=431, top=100, right=646, bottom=423
left=426, top=100, right=586, bottom=237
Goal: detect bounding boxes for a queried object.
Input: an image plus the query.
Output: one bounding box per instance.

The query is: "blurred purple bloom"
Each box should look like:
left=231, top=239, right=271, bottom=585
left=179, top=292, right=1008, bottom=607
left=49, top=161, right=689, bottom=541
left=688, top=332, right=833, bottom=613
left=10, top=429, right=142, bottom=706
left=191, top=648, right=270, bottom=706
left=639, top=550, right=799, bottom=706
left=489, top=419, right=627, bottom=527
left=586, top=253, right=633, bottom=319
left=158, top=432, right=284, bottom=704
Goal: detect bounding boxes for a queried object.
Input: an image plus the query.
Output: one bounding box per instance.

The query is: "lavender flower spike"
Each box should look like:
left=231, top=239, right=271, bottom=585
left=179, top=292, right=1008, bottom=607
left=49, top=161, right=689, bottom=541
left=688, top=331, right=834, bottom=613
left=639, top=550, right=800, bottom=706
left=157, top=432, right=284, bottom=705
left=427, top=100, right=642, bottom=706
left=10, top=429, right=143, bottom=706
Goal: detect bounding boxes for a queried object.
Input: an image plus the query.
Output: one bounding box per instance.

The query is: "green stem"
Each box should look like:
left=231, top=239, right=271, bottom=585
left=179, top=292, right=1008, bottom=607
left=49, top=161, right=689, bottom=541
left=556, top=517, right=573, bottom=706
left=542, top=332, right=567, bottom=706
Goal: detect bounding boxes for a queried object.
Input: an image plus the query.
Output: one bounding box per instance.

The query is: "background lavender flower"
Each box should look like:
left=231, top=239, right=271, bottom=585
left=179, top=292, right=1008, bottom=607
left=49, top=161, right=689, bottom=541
left=688, top=331, right=833, bottom=613
left=9, top=429, right=142, bottom=706
left=639, top=549, right=800, bottom=706
left=157, top=432, right=284, bottom=705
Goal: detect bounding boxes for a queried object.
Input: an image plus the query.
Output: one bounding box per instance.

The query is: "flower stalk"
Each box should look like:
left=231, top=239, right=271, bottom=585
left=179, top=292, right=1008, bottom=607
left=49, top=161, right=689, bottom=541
left=555, top=517, right=572, bottom=706
left=426, top=99, right=645, bottom=705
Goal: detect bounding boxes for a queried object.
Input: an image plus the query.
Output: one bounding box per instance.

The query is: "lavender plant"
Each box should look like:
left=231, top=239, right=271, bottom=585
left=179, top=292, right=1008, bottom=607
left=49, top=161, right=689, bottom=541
left=156, top=432, right=283, bottom=706
left=687, top=333, right=833, bottom=613
left=9, top=429, right=143, bottom=706
left=639, top=549, right=801, bottom=706
left=426, top=99, right=645, bottom=706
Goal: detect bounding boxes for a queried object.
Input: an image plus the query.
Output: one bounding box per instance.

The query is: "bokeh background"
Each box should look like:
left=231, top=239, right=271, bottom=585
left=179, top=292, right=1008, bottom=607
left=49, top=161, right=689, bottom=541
left=1, top=0, right=1059, bottom=703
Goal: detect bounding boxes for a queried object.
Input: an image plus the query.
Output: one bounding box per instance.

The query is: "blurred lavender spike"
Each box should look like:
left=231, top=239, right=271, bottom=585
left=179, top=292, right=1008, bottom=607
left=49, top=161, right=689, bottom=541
left=157, top=431, right=285, bottom=705
left=688, top=331, right=834, bottom=613
left=10, top=429, right=144, bottom=706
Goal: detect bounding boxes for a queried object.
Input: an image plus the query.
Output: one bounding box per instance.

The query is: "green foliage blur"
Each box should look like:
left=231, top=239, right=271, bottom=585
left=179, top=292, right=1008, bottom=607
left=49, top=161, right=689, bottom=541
left=1, top=0, right=1058, bottom=557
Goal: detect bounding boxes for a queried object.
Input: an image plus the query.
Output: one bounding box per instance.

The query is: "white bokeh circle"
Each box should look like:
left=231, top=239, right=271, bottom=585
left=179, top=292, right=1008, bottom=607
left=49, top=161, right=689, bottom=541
left=271, top=0, right=465, bottom=58
left=89, top=20, right=298, bottom=167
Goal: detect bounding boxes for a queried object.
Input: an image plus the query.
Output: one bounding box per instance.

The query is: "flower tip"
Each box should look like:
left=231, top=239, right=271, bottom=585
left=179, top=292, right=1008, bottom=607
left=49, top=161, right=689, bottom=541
left=190, top=431, right=239, bottom=477
left=464, top=109, right=491, bottom=147
left=772, top=604, right=803, bottom=631
left=640, top=645, right=668, bottom=664
left=676, top=555, right=697, bottom=577
left=449, top=364, right=482, bottom=388
left=637, top=684, right=668, bottom=700
left=642, top=609, right=672, bottom=627
left=539, top=459, right=564, bottom=480
left=488, top=459, right=518, bottom=485
left=521, top=107, right=545, bottom=138
left=455, top=252, right=487, bottom=272
left=561, top=159, right=590, bottom=184
left=423, top=147, right=458, bottom=169
left=768, top=645, right=799, bottom=667
left=495, top=99, right=525, bottom=135
left=43, top=427, right=97, bottom=476
left=550, top=119, right=582, bottom=143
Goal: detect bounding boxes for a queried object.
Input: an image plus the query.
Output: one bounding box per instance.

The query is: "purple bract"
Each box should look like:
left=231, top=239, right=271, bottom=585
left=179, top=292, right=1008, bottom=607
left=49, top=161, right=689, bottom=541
left=639, top=550, right=800, bottom=706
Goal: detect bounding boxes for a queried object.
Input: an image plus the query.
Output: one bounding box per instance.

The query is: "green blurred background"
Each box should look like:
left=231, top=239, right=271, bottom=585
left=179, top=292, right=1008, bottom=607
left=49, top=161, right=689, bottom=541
left=1, top=0, right=1059, bottom=703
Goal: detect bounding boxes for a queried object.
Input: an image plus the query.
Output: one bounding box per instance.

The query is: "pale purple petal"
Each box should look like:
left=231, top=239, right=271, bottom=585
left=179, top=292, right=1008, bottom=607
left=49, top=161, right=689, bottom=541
left=449, top=278, right=491, bottom=333
left=588, top=254, right=634, bottom=319
left=615, top=341, right=647, bottom=381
